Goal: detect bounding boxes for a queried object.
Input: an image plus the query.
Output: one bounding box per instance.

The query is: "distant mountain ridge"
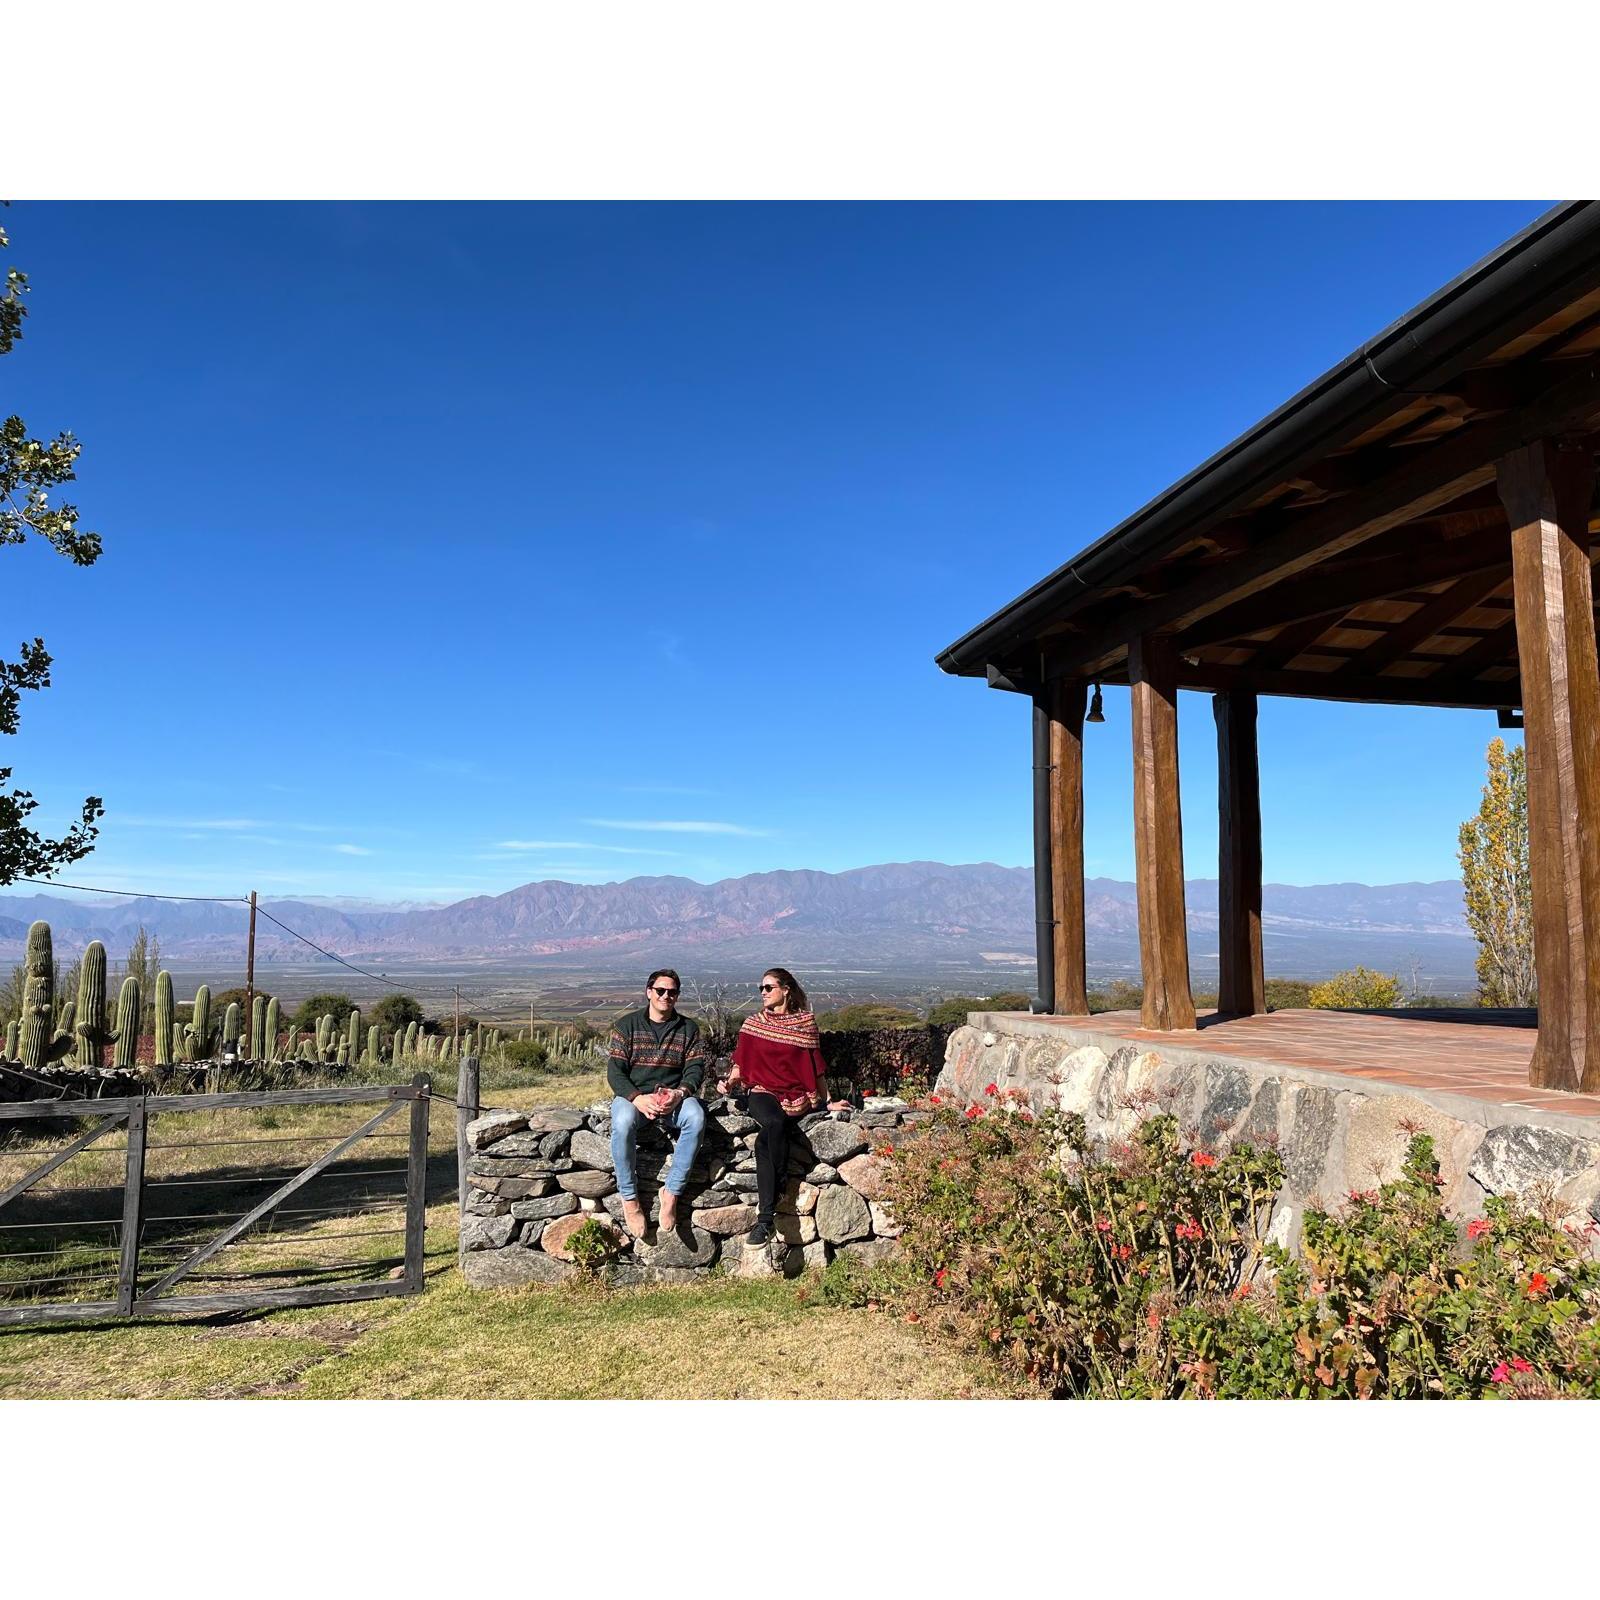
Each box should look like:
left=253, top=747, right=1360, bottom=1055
left=0, top=863, right=1476, bottom=982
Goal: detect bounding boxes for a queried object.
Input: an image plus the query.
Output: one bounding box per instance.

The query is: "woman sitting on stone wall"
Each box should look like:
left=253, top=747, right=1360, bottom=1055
left=718, top=967, right=851, bottom=1246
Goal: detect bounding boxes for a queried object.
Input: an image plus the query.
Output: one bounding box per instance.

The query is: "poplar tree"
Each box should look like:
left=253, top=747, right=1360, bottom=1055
left=1457, top=737, right=1535, bottom=1007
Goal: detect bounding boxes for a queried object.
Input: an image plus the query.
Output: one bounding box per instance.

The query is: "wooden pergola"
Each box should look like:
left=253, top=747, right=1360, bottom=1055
left=937, top=202, right=1600, bottom=1094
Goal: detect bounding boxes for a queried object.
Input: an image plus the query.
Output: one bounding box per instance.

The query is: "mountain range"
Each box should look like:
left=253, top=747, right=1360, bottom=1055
left=0, top=863, right=1478, bottom=985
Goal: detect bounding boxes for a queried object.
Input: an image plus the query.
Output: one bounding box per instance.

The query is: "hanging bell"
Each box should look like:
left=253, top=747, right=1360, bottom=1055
left=1086, top=684, right=1105, bottom=724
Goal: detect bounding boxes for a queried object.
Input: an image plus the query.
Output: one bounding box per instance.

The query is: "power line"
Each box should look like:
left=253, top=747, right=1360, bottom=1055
left=13, top=877, right=247, bottom=904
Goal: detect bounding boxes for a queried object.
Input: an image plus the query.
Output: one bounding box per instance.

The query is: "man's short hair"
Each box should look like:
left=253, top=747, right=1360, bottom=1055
left=646, top=968, right=681, bottom=991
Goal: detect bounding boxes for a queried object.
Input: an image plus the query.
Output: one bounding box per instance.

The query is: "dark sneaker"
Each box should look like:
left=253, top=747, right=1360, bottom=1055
left=747, top=1220, right=772, bottom=1247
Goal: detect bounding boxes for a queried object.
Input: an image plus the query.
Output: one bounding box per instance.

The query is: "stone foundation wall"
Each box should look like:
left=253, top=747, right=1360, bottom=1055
left=938, top=1015, right=1600, bottom=1251
left=462, top=1097, right=922, bottom=1288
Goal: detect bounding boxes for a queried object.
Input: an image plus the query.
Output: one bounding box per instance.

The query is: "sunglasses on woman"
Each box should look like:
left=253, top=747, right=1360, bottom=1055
left=759, top=982, right=781, bottom=992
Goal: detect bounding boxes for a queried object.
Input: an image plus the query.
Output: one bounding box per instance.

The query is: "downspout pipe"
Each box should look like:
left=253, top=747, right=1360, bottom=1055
left=1031, top=695, right=1055, bottom=1015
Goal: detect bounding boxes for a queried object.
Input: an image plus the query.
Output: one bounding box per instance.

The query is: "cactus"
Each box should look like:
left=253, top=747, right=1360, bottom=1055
left=265, top=997, right=280, bottom=1063
left=315, top=1013, right=333, bottom=1062
left=154, top=971, right=174, bottom=1067
left=73, top=940, right=110, bottom=1067
left=249, top=995, right=266, bottom=1061
left=403, top=1020, right=419, bottom=1058
left=185, top=984, right=218, bottom=1061
left=20, top=922, right=75, bottom=1070
left=4, top=1018, right=16, bottom=1060
left=366, top=1024, right=378, bottom=1066
left=335, top=1039, right=349, bottom=1068
left=222, top=1002, right=241, bottom=1055
left=346, top=1007, right=362, bottom=1070
left=113, top=977, right=140, bottom=1070
left=298, top=1038, right=314, bottom=1063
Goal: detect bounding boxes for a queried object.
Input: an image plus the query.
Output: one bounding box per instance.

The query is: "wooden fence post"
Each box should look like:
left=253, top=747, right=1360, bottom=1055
left=403, top=1073, right=430, bottom=1293
left=457, top=1054, right=480, bottom=1266
left=116, top=1097, right=147, bottom=1316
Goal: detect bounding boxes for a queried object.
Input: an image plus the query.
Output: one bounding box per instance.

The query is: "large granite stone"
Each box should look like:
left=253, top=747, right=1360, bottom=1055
left=540, top=1130, right=573, bottom=1160
left=1201, top=1064, right=1253, bottom=1142
left=526, top=1108, right=585, bottom=1134
left=570, top=1129, right=614, bottom=1169
left=463, top=1245, right=574, bottom=1287
left=1236, top=1080, right=1281, bottom=1149
left=814, top=1183, right=872, bottom=1243
left=775, top=1212, right=818, bottom=1245
left=477, top=1133, right=575, bottom=1165
left=461, top=1212, right=517, bottom=1250
left=711, top=1108, right=758, bottom=1136
left=639, top=1225, right=718, bottom=1269
left=836, top=1237, right=897, bottom=1270
left=469, top=1174, right=562, bottom=1200
left=778, top=1180, right=819, bottom=1216
left=467, top=1156, right=561, bottom=1182
left=464, top=1188, right=511, bottom=1217
left=838, top=1153, right=888, bottom=1200
left=1469, top=1123, right=1599, bottom=1199
left=695, top=1204, right=760, bottom=1235
left=558, top=1168, right=619, bottom=1199
left=509, top=1191, right=580, bottom=1222
left=800, top=1120, right=870, bottom=1165
left=868, top=1200, right=900, bottom=1238
left=1282, top=1083, right=1341, bottom=1196
left=466, top=1111, right=525, bottom=1150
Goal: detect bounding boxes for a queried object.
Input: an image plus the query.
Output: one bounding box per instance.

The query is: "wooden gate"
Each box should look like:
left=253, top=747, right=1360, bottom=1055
left=0, top=1077, right=431, bottom=1328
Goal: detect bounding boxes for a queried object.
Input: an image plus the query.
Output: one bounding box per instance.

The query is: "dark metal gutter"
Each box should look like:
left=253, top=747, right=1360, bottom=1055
left=937, top=200, right=1600, bottom=678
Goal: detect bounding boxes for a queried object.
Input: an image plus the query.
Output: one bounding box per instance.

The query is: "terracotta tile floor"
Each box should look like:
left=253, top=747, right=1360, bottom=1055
left=1020, top=1007, right=1600, bottom=1121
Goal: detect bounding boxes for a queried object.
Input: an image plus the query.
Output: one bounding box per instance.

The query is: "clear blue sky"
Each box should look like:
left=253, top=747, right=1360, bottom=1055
left=3, top=201, right=1544, bottom=902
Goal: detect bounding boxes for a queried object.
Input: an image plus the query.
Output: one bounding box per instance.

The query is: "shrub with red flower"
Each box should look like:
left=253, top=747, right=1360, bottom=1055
left=1190, top=1151, right=1217, bottom=1169
left=1467, top=1217, right=1492, bottom=1240
left=984, top=1083, right=999, bottom=1096
left=1526, top=1272, right=1551, bottom=1299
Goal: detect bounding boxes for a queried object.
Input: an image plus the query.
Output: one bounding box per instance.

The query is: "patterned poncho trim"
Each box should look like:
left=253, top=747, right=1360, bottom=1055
left=737, top=1009, right=821, bottom=1051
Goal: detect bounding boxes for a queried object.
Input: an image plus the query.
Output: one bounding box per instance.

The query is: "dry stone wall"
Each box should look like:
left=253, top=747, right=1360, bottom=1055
left=938, top=1015, right=1600, bottom=1253
left=462, top=1096, right=921, bottom=1287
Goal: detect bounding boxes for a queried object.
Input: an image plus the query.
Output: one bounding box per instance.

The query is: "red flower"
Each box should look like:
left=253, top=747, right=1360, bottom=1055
left=964, top=1105, right=983, bottom=1120
left=1113, top=1243, right=1133, bottom=1260
left=1190, top=1151, right=1217, bottom=1169
left=933, top=1269, right=947, bottom=1289
left=1095, top=1217, right=1113, bottom=1232
left=1511, top=1357, right=1533, bottom=1373
left=984, top=1083, right=999, bottom=1096
left=1467, top=1217, right=1492, bottom=1240
left=1526, top=1272, right=1551, bottom=1299
left=1174, top=1218, right=1204, bottom=1241
left=929, top=1094, right=942, bottom=1105
left=1490, top=1362, right=1511, bottom=1385
left=876, top=1144, right=894, bottom=1157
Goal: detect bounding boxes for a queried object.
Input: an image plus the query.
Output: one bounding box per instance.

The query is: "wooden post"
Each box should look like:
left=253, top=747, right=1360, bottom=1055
left=116, top=1098, right=147, bottom=1316
left=244, top=890, right=257, bottom=1051
left=1049, top=680, right=1089, bottom=1013
left=1129, top=634, right=1196, bottom=1030
left=456, top=1052, right=480, bottom=1266
left=1497, top=438, right=1600, bottom=1092
left=1214, top=688, right=1266, bottom=1016
left=404, top=1074, right=430, bottom=1292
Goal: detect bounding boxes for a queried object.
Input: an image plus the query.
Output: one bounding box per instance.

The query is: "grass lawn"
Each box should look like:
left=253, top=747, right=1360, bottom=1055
left=0, top=1067, right=1019, bottom=1400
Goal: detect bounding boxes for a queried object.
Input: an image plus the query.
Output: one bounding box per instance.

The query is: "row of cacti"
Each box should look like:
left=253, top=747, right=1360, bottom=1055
left=3, top=920, right=520, bottom=1074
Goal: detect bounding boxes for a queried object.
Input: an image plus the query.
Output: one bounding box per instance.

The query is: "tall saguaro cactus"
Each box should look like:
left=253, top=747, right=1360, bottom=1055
left=113, top=977, right=140, bottom=1070
left=186, top=984, right=218, bottom=1061
left=366, top=1024, right=379, bottom=1067
left=250, top=995, right=267, bottom=1061
left=346, top=1007, right=362, bottom=1072
left=222, top=1001, right=241, bottom=1055
left=316, top=1013, right=334, bottom=1062
left=74, top=940, right=110, bottom=1067
left=4, top=1019, right=17, bottom=1060
left=154, top=971, right=174, bottom=1066
left=20, top=922, right=74, bottom=1070
left=265, top=997, right=281, bottom=1063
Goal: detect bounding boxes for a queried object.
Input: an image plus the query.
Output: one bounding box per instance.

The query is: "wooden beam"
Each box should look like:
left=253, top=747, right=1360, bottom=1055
left=1347, top=567, right=1512, bottom=675
left=1214, top=690, right=1265, bottom=1017
left=1129, top=635, right=1196, bottom=1030
left=1498, top=439, right=1600, bottom=1092
left=1178, top=530, right=1513, bottom=652
left=1048, top=362, right=1600, bottom=679
left=1048, top=681, right=1088, bottom=1014
left=1175, top=661, right=1521, bottom=711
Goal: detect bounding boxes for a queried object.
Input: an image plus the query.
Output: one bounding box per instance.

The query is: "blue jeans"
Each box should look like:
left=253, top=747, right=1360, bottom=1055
left=610, top=1094, right=705, bottom=1200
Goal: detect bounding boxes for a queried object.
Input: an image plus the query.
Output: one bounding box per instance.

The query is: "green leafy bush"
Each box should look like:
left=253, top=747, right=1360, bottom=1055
left=566, top=1218, right=622, bottom=1275
left=886, top=1096, right=1600, bottom=1398
left=1307, top=966, right=1404, bottom=1009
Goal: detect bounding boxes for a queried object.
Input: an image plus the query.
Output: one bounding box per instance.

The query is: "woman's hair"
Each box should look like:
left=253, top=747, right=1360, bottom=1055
left=764, top=967, right=807, bottom=1014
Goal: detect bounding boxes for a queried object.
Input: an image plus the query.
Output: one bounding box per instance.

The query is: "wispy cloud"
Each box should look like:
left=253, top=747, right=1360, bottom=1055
left=585, top=819, right=769, bottom=837
left=493, top=840, right=682, bottom=856
left=333, top=844, right=374, bottom=856
left=119, top=814, right=336, bottom=834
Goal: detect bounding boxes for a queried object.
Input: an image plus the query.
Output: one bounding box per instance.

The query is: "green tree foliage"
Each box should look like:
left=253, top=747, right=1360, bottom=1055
left=370, top=993, right=425, bottom=1035
left=1307, top=966, right=1404, bottom=1010
left=1458, top=737, right=1535, bottom=1007
left=0, top=212, right=104, bottom=886
left=925, top=991, right=1033, bottom=1027
left=816, top=1003, right=922, bottom=1031
left=1088, top=979, right=1144, bottom=1013
left=291, top=992, right=354, bottom=1031
left=123, top=925, right=162, bottom=1024
left=1263, top=978, right=1314, bottom=1010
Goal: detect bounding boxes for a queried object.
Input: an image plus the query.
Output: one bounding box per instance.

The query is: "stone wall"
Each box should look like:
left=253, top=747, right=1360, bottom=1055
left=938, top=1015, right=1600, bottom=1251
left=462, top=1096, right=921, bottom=1288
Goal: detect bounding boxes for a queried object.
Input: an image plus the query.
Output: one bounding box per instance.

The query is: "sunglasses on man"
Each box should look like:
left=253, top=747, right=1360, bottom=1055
left=650, top=985, right=679, bottom=998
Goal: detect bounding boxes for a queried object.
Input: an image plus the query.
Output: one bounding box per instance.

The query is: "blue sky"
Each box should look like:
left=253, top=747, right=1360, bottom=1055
left=3, top=201, right=1544, bottom=902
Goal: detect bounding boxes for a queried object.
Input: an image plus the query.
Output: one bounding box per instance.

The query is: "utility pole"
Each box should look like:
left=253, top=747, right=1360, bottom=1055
left=454, top=985, right=461, bottom=1051
left=244, top=889, right=258, bottom=1055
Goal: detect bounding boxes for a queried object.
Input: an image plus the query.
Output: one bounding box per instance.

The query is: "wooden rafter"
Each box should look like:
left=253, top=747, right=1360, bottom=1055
left=1346, top=568, right=1512, bottom=675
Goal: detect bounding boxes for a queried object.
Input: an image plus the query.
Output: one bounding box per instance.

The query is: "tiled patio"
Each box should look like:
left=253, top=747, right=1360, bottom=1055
left=1020, top=1007, right=1600, bottom=1121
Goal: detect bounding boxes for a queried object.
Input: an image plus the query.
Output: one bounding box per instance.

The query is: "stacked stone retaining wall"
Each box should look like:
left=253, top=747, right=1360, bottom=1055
left=462, top=1096, right=922, bottom=1287
left=938, top=1014, right=1600, bottom=1252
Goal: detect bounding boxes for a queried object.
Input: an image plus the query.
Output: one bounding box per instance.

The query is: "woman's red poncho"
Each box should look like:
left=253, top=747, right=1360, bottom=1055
left=732, top=1009, right=827, bottom=1103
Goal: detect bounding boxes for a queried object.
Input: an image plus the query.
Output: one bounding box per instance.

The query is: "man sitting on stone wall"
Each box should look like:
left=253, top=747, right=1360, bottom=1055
left=606, top=968, right=708, bottom=1239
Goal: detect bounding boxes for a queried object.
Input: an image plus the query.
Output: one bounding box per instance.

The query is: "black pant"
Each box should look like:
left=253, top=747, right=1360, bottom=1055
left=747, top=1091, right=798, bottom=1223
